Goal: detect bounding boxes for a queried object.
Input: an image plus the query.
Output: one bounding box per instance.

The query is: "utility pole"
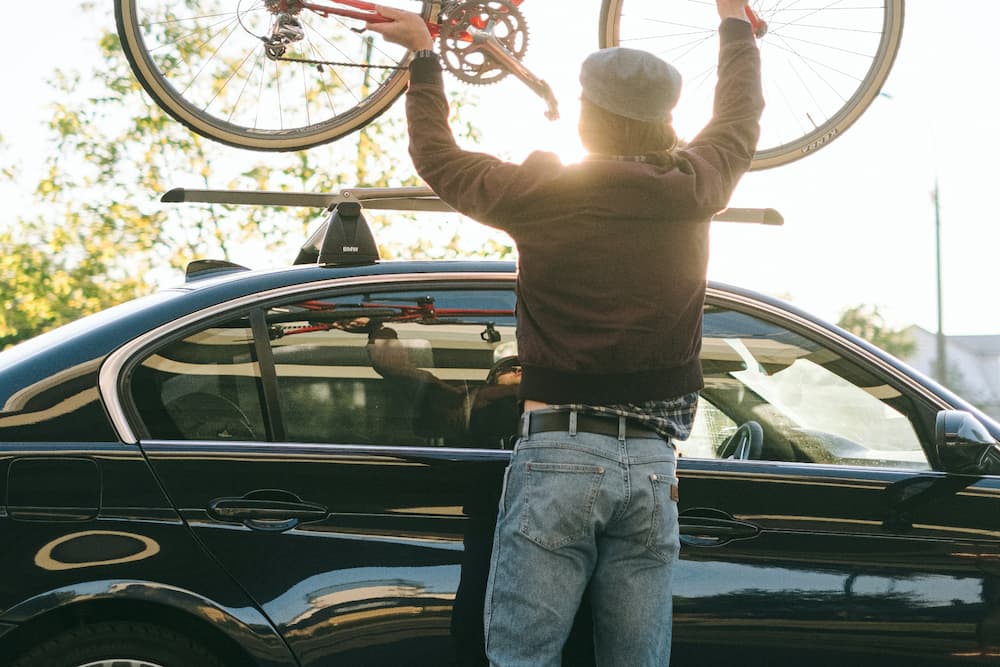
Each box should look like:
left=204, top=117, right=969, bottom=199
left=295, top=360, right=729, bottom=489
left=933, top=179, right=947, bottom=383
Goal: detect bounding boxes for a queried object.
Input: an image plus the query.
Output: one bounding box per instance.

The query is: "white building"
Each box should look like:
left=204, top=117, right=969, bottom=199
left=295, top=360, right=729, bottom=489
left=905, top=326, right=1000, bottom=420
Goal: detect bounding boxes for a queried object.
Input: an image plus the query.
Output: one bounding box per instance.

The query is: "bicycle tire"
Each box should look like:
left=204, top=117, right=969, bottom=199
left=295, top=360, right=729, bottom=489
left=115, top=0, right=431, bottom=152
left=599, top=0, right=904, bottom=170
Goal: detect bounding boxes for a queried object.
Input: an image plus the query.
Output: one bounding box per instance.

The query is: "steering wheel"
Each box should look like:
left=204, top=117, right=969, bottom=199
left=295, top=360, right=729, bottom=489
left=165, top=392, right=258, bottom=441
left=716, top=421, right=764, bottom=460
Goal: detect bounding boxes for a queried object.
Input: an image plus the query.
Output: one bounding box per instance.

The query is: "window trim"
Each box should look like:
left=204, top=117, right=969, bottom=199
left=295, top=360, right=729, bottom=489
left=706, top=288, right=951, bottom=412
left=101, top=275, right=957, bottom=464
left=138, top=438, right=514, bottom=462
left=101, top=273, right=517, bottom=444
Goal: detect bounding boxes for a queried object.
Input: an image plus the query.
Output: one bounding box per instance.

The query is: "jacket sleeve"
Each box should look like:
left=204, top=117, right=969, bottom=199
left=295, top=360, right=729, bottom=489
left=681, top=18, right=765, bottom=211
left=404, top=57, right=562, bottom=227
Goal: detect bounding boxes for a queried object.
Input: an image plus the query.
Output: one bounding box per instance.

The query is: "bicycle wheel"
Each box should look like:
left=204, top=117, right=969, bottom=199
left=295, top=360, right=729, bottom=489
left=115, top=0, right=431, bottom=151
left=599, top=0, right=904, bottom=170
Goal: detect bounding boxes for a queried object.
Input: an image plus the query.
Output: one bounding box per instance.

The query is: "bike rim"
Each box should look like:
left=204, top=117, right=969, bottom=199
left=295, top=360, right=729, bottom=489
left=116, top=0, right=422, bottom=151
left=601, top=0, right=904, bottom=170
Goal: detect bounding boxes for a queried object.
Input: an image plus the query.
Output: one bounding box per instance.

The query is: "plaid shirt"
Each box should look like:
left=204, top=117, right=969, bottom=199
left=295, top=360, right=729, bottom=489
left=544, top=392, right=699, bottom=442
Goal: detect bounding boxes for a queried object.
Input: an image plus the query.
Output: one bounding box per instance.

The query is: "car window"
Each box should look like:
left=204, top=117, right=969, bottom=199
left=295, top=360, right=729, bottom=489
left=127, top=287, right=928, bottom=468
left=692, top=305, right=929, bottom=469
left=266, top=287, right=519, bottom=447
left=685, top=400, right=738, bottom=459
left=130, top=314, right=267, bottom=441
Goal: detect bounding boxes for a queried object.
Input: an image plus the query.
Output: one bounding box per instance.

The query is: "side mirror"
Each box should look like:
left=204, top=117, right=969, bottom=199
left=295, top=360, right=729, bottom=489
left=935, top=410, right=1000, bottom=475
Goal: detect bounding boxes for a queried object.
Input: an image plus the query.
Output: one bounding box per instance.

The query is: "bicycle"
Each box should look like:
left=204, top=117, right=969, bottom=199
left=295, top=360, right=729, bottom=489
left=115, top=0, right=904, bottom=170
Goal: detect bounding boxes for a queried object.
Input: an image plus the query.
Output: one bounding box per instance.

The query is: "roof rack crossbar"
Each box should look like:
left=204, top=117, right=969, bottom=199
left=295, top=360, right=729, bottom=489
left=161, top=186, right=454, bottom=212
left=161, top=186, right=783, bottom=225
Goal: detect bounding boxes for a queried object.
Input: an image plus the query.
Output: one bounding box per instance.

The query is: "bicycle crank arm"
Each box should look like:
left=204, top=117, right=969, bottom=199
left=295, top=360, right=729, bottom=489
left=467, top=27, right=559, bottom=121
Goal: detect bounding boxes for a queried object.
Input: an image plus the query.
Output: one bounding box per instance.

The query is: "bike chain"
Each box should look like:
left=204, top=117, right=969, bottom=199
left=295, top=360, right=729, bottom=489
left=270, top=53, right=406, bottom=72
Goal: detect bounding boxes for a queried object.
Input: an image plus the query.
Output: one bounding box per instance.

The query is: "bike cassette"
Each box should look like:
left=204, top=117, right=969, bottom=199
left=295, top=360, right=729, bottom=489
left=438, top=0, right=529, bottom=86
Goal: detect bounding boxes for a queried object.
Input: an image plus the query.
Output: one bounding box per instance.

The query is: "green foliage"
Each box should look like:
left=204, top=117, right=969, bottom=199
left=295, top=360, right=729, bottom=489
left=3, top=3, right=513, bottom=349
left=0, top=227, right=146, bottom=349
left=836, top=304, right=916, bottom=359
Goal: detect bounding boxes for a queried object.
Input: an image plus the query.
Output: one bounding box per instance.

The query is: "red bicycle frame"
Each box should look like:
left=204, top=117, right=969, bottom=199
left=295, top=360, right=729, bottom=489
left=744, top=6, right=767, bottom=37
left=275, top=0, right=527, bottom=39
left=268, top=0, right=762, bottom=121
left=279, top=0, right=762, bottom=38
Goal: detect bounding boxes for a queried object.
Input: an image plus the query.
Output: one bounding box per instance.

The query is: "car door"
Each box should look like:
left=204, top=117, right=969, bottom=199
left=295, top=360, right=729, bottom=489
left=669, top=296, right=1000, bottom=666
left=123, top=278, right=520, bottom=667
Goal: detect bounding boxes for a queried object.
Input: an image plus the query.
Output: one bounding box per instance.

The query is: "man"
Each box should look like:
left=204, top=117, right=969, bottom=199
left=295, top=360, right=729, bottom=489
left=367, top=323, right=521, bottom=447
left=367, top=2, right=762, bottom=664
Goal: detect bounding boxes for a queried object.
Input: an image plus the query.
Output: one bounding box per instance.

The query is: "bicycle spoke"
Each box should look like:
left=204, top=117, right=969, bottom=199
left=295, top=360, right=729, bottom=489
left=302, top=35, right=342, bottom=115
left=148, top=14, right=241, bottom=81
left=254, top=55, right=266, bottom=130
left=769, top=31, right=884, bottom=60
left=118, top=0, right=420, bottom=149
left=204, top=36, right=260, bottom=114
left=226, top=47, right=261, bottom=124
left=181, top=18, right=243, bottom=98
left=766, top=34, right=870, bottom=88
left=274, top=58, right=283, bottom=130
left=138, top=7, right=258, bottom=28
left=605, top=0, right=902, bottom=168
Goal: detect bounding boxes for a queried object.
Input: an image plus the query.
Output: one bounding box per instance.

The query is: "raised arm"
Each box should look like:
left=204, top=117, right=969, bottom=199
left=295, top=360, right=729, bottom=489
left=365, top=6, right=557, bottom=224
left=717, top=0, right=752, bottom=22
left=680, top=2, right=764, bottom=209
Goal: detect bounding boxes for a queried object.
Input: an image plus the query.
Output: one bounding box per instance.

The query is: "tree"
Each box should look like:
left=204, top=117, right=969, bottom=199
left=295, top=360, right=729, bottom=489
left=2, top=4, right=512, bottom=349
left=836, top=304, right=915, bottom=358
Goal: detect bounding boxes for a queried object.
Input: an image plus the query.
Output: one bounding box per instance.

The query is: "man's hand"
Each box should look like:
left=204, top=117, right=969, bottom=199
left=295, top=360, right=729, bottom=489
left=365, top=5, right=435, bottom=51
left=716, top=0, right=751, bottom=22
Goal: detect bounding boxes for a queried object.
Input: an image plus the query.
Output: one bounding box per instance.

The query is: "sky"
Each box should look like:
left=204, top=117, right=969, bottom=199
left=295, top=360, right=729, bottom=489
left=2, top=2, right=999, bottom=336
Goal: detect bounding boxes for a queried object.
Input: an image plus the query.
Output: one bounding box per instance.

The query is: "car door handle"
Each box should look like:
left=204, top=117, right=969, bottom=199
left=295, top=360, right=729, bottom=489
left=679, top=507, right=760, bottom=547
left=207, top=490, right=328, bottom=532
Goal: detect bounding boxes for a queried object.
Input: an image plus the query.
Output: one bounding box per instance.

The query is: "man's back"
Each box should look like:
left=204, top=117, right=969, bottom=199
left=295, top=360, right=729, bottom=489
left=403, top=18, right=762, bottom=404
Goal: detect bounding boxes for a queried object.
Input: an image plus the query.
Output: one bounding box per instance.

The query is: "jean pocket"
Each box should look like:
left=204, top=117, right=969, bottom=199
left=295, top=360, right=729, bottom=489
left=646, top=474, right=680, bottom=563
left=519, top=462, right=605, bottom=551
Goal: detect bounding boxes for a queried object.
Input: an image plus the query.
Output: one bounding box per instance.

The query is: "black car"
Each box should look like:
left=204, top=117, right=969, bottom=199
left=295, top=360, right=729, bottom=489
left=1, top=193, right=999, bottom=667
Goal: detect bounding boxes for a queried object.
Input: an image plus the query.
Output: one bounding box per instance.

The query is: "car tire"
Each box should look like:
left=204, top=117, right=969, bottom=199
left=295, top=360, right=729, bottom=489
left=12, top=621, right=227, bottom=667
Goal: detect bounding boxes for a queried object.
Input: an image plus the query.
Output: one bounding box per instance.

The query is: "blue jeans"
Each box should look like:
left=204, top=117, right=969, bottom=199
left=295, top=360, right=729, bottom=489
left=484, top=411, right=680, bottom=667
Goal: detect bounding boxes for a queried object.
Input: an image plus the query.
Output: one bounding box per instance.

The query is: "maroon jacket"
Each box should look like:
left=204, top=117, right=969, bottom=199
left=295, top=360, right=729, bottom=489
left=406, top=19, right=764, bottom=404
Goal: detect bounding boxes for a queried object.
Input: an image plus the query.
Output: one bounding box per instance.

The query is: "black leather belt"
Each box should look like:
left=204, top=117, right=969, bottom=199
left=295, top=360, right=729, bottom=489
left=526, top=411, right=660, bottom=439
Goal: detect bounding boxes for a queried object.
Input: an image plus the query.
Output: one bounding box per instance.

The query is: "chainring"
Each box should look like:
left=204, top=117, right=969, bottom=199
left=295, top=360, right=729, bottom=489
left=438, top=0, right=529, bottom=85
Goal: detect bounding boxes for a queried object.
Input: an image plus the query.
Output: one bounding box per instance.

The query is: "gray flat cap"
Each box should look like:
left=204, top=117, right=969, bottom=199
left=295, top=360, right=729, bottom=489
left=579, top=47, right=682, bottom=122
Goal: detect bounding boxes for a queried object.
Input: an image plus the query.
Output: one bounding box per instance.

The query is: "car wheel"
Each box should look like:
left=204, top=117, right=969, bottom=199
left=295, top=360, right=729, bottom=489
left=12, top=621, right=226, bottom=667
